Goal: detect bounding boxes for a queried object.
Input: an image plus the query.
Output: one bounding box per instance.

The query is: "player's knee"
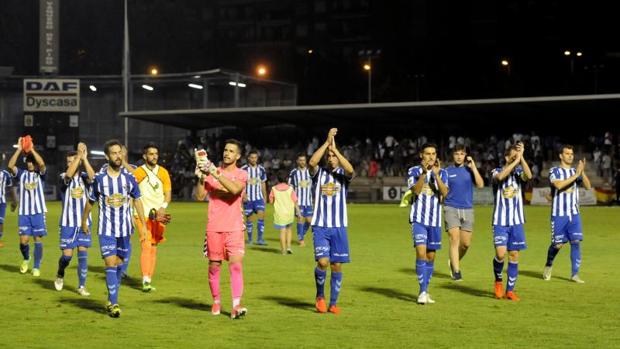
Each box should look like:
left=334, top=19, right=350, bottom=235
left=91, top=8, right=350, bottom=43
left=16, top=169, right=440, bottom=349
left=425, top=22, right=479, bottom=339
left=508, top=251, right=519, bottom=261
left=317, top=259, right=329, bottom=269
left=330, top=263, right=342, bottom=272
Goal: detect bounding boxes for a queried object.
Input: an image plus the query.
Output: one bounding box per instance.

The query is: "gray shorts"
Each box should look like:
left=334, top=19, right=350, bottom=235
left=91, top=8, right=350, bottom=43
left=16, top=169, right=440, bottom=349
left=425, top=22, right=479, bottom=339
left=444, top=206, right=474, bottom=232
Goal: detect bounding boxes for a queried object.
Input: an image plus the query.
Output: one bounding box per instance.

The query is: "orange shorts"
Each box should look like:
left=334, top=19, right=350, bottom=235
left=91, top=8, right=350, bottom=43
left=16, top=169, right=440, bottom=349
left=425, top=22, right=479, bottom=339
left=135, top=218, right=166, bottom=245
left=204, top=230, right=245, bottom=261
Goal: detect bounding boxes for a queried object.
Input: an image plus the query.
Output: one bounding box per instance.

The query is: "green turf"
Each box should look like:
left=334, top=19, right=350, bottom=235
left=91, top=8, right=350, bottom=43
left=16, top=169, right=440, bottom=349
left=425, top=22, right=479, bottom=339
left=1, top=202, right=619, bottom=348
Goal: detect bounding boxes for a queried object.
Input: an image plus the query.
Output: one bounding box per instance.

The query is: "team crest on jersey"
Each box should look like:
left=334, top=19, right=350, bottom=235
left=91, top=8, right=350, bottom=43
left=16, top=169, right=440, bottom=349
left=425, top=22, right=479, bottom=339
left=299, top=179, right=310, bottom=188
left=105, top=193, right=127, bottom=208
left=70, top=187, right=84, bottom=199
left=24, top=181, right=38, bottom=190
left=321, top=182, right=341, bottom=196
left=502, top=184, right=519, bottom=199
left=421, top=184, right=435, bottom=196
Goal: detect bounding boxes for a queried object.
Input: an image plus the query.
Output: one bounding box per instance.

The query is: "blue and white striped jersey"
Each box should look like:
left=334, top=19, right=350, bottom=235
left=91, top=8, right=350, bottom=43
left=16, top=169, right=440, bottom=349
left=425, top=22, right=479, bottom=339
left=407, top=166, right=449, bottom=227
left=59, top=172, right=92, bottom=227
left=492, top=166, right=525, bottom=226
left=89, top=170, right=141, bottom=237
left=311, top=167, right=351, bottom=228
left=549, top=167, right=581, bottom=217
left=288, top=167, right=313, bottom=207
left=241, top=164, right=267, bottom=201
left=0, top=170, right=12, bottom=204
left=15, top=168, right=47, bottom=215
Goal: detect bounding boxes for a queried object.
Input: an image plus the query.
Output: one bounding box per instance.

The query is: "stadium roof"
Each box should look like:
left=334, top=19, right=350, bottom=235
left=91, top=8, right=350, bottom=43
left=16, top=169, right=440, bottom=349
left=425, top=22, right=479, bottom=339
left=120, top=94, right=620, bottom=131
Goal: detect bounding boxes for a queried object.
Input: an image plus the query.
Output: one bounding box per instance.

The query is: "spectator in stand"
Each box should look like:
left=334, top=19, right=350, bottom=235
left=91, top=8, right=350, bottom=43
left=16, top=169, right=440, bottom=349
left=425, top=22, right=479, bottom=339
left=615, top=166, right=620, bottom=205
left=369, top=158, right=379, bottom=178
left=601, top=153, right=612, bottom=183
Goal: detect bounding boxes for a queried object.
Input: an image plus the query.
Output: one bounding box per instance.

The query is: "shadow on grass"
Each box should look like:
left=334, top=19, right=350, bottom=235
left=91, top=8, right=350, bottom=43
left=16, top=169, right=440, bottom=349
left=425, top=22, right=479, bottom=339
left=88, top=265, right=142, bottom=291
left=0, top=263, right=20, bottom=273
left=397, top=267, right=451, bottom=280
left=260, top=295, right=315, bottom=312
left=439, top=283, right=493, bottom=298
left=248, top=246, right=281, bottom=254
left=32, top=278, right=78, bottom=293
left=153, top=297, right=219, bottom=313
left=61, top=297, right=107, bottom=314
left=359, top=286, right=417, bottom=302
left=520, top=269, right=571, bottom=282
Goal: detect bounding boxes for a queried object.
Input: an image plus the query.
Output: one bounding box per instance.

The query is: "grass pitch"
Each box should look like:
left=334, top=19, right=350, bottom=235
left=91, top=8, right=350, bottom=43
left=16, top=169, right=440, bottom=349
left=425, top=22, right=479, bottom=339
left=1, top=202, right=619, bottom=348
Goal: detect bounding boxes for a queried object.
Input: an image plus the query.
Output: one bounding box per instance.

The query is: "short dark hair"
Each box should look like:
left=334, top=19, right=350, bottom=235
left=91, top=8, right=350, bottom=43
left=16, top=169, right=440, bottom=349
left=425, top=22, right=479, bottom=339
left=453, top=144, right=467, bottom=153
left=420, top=143, right=438, bottom=153
left=225, top=139, right=243, bottom=155
left=104, top=139, right=122, bottom=156
left=247, top=149, right=259, bottom=157
left=561, top=144, right=574, bottom=153
left=277, top=170, right=288, bottom=183
left=66, top=150, right=78, bottom=158
left=143, top=142, right=159, bottom=154
left=25, top=154, right=36, bottom=163
left=297, top=152, right=307, bottom=159
left=504, top=145, right=518, bottom=157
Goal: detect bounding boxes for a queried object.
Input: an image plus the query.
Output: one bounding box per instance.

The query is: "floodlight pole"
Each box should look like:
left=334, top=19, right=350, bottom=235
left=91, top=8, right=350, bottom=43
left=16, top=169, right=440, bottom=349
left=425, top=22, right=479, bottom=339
left=367, top=57, right=372, bottom=104
left=122, top=0, right=130, bottom=148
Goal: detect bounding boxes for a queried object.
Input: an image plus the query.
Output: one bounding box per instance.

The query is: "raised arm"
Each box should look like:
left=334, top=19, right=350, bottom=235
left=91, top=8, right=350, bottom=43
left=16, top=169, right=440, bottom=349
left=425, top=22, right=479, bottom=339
left=309, top=128, right=337, bottom=174
left=432, top=160, right=449, bottom=198
left=467, top=156, right=485, bottom=188
left=80, top=143, right=95, bottom=182
left=194, top=168, right=208, bottom=201
left=330, top=144, right=354, bottom=177
left=30, top=148, right=46, bottom=174
left=7, top=138, right=22, bottom=176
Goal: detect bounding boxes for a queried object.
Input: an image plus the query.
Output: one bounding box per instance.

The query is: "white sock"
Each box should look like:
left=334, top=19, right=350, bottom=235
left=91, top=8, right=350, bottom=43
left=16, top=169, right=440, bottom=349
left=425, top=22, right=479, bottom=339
left=233, top=298, right=240, bottom=307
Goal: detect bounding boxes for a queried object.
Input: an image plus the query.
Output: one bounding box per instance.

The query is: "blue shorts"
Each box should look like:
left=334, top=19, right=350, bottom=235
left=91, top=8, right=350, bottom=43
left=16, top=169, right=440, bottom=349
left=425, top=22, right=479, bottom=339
left=551, top=215, right=583, bottom=244
left=274, top=223, right=292, bottom=229
left=59, top=226, right=92, bottom=250
left=493, top=224, right=527, bottom=250
left=244, top=199, right=265, bottom=216
left=299, top=205, right=313, bottom=218
left=412, top=223, right=442, bottom=250
left=99, top=234, right=131, bottom=260
left=18, top=213, right=47, bottom=237
left=312, top=226, right=350, bottom=263
left=0, top=203, right=6, bottom=224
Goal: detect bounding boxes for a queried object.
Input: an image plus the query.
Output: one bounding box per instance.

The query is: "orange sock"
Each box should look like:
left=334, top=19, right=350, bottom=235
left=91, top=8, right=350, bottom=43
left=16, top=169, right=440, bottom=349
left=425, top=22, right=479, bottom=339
left=141, top=240, right=151, bottom=279
left=149, top=245, right=158, bottom=279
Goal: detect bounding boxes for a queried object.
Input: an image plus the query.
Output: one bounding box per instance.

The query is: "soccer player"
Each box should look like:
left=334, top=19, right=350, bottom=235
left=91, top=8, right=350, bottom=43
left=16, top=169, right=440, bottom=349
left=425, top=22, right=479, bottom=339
left=288, top=153, right=313, bottom=246
left=195, top=139, right=249, bottom=319
left=82, top=139, right=147, bottom=318
left=99, top=145, right=137, bottom=278
left=543, top=145, right=591, bottom=283
left=241, top=150, right=267, bottom=245
left=491, top=142, right=532, bottom=301
left=444, top=144, right=484, bottom=281
left=132, top=142, right=172, bottom=292
left=54, top=143, right=95, bottom=296
left=0, top=167, right=18, bottom=248
left=8, top=137, right=48, bottom=276
left=407, top=143, right=449, bottom=304
left=308, top=128, right=354, bottom=315
left=269, top=170, right=301, bottom=254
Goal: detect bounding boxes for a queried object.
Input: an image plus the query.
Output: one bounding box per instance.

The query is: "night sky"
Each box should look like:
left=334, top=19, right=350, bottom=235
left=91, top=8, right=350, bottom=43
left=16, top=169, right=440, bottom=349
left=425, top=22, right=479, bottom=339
left=1, top=0, right=619, bottom=105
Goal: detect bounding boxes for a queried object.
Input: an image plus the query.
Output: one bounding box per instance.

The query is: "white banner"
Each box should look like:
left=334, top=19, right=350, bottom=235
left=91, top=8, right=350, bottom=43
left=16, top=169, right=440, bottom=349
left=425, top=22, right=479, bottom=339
left=531, top=187, right=597, bottom=206
left=382, top=186, right=409, bottom=201
left=39, top=0, right=59, bottom=73
left=23, top=79, right=80, bottom=112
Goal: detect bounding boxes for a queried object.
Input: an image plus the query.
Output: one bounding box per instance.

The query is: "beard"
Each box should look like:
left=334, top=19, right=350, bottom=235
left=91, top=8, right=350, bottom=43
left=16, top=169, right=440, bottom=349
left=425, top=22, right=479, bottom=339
left=108, top=158, right=122, bottom=170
